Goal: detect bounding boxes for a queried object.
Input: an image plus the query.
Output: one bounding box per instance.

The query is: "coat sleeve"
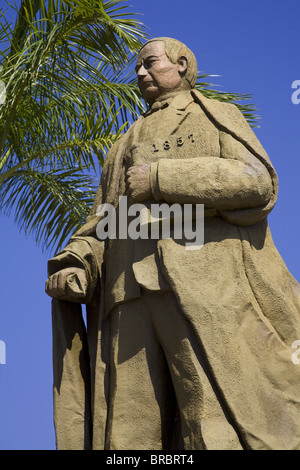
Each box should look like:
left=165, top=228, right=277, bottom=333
left=47, top=234, right=104, bottom=305
left=149, top=131, right=273, bottom=211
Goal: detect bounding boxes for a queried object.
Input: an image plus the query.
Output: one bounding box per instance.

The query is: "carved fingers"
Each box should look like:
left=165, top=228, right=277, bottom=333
left=125, top=164, right=152, bottom=204
left=45, top=267, right=88, bottom=299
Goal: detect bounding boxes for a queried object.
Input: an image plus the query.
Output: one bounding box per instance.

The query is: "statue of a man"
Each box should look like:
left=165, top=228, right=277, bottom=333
left=46, top=38, right=300, bottom=450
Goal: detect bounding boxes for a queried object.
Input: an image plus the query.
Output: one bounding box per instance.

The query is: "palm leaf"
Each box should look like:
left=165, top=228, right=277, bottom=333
left=2, top=165, right=98, bottom=252
left=195, top=73, right=260, bottom=128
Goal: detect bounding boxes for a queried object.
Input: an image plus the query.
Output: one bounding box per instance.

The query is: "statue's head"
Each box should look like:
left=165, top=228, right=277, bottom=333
left=136, top=37, right=198, bottom=106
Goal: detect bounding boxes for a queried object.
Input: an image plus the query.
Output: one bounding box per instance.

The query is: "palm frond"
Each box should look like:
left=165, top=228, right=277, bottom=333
left=195, top=73, right=260, bottom=128
left=1, top=165, right=97, bottom=253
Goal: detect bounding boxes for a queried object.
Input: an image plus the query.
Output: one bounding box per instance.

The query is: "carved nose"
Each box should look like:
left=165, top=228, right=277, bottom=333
left=137, top=64, right=147, bottom=77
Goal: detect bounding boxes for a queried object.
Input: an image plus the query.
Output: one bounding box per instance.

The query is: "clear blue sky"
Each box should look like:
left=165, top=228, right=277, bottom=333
left=0, top=0, right=299, bottom=450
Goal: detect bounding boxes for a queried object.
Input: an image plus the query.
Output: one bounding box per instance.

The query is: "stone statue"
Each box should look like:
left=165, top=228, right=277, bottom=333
left=46, top=37, right=300, bottom=450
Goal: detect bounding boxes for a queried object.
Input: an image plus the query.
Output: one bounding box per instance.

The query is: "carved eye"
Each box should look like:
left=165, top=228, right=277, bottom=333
left=144, top=59, right=155, bottom=69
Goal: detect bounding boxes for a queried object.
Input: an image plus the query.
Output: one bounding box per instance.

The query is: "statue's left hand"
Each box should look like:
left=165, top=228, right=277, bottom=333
left=45, top=267, right=88, bottom=300
left=126, top=164, right=152, bottom=204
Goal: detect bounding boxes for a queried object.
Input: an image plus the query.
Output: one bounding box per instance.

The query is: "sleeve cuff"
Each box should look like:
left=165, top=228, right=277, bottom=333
left=150, top=162, right=164, bottom=202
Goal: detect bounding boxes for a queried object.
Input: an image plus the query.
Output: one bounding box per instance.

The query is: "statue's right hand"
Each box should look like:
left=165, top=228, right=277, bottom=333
left=45, top=267, right=88, bottom=300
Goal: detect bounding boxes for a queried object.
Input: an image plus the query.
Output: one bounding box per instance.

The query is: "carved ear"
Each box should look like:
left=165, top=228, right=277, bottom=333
left=178, top=56, right=188, bottom=76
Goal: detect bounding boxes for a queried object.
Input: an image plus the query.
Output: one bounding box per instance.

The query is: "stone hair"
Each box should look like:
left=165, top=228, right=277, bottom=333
left=140, top=37, right=198, bottom=89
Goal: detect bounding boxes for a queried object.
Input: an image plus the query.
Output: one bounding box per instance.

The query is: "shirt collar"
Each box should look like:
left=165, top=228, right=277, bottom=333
left=144, top=90, right=193, bottom=116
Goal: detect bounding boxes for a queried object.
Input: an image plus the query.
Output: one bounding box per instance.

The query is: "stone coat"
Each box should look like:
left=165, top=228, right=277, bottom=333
left=49, top=90, right=300, bottom=450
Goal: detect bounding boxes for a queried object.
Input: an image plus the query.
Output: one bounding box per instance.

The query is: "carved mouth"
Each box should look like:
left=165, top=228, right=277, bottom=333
left=140, top=80, right=155, bottom=88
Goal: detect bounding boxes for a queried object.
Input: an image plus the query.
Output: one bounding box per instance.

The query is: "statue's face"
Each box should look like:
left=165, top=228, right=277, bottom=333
left=136, top=41, right=186, bottom=106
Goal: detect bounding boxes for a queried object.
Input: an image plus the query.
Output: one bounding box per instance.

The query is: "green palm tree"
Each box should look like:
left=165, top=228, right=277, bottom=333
left=0, top=0, right=148, bottom=252
left=0, top=0, right=259, bottom=253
